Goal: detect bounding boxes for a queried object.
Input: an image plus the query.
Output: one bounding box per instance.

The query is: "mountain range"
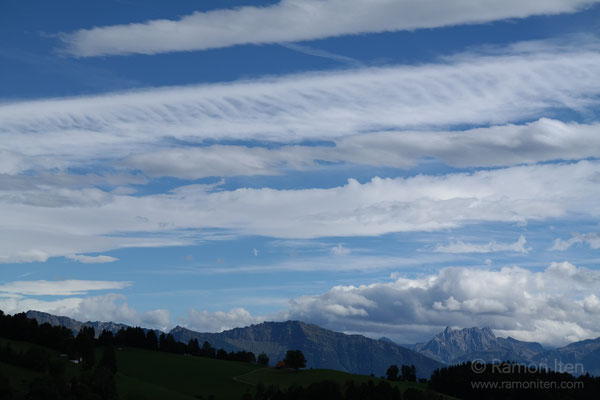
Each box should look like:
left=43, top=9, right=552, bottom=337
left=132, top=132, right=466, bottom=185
left=169, top=321, right=442, bottom=378
left=25, top=310, right=441, bottom=378
left=411, top=326, right=543, bottom=364
left=25, top=310, right=133, bottom=336
left=24, top=310, right=600, bottom=376
left=411, top=326, right=600, bottom=376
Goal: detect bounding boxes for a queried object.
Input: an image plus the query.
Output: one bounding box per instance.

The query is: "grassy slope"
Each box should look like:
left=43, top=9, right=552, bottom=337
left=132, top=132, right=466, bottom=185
left=0, top=339, right=451, bottom=400
left=116, top=347, right=259, bottom=400
left=0, top=337, right=80, bottom=380
left=0, top=337, right=81, bottom=397
left=239, top=367, right=429, bottom=392
left=0, top=362, right=40, bottom=398
left=116, top=348, right=448, bottom=399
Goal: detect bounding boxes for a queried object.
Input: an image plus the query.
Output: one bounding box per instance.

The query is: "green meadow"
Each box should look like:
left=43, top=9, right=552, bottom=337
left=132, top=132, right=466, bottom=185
left=0, top=338, right=448, bottom=400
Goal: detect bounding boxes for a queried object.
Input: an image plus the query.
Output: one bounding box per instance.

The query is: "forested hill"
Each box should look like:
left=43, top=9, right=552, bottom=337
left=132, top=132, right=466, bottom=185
left=169, top=320, right=443, bottom=378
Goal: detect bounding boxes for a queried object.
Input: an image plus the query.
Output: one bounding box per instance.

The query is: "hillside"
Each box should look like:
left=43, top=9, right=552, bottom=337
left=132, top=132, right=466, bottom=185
left=169, top=320, right=443, bottom=378
left=533, top=337, right=600, bottom=376
left=23, top=310, right=600, bottom=377
left=116, top=347, right=445, bottom=400
left=0, top=335, right=447, bottom=400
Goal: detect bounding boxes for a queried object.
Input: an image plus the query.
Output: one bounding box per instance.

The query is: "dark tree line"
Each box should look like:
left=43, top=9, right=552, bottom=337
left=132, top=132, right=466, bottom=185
left=0, top=310, right=270, bottom=399
left=283, top=350, right=306, bottom=370
left=98, top=327, right=262, bottom=363
left=386, top=364, right=417, bottom=382
left=244, top=380, right=444, bottom=400
left=0, top=344, right=118, bottom=400
left=430, top=361, right=600, bottom=400
left=0, top=311, right=264, bottom=367
left=0, top=311, right=75, bottom=355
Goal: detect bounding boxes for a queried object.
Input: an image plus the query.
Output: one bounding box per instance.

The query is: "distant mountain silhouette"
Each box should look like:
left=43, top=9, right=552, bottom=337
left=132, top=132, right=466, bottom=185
left=24, top=310, right=600, bottom=377
left=533, top=337, right=600, bottom=376
left=411, top=326, right=543, bottom=364
left=378, top=336, right=396, bottom=344
left=169, top=320, right=443, bottom=378
left=26, top=310, right=133, bottom=337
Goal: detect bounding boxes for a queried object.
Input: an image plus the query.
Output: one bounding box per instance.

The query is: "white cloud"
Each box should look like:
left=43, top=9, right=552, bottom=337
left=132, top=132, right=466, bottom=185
left=551, top=232, right=600, bottom=250
left=0, top=280, right=131, bottom=296
left=124, top=145, right=315, bottom=179
left=0, top=292, right=171, bottom=331
left=279, top=261, right=600, bottom=346
left=183, top=307, right=260, bottom=333
left=434, top=235, right=530, bottom=253
left=1, top=160, right=600, bottom=262
left=66, top=254, right=118, bottom=263
left=177, top=254, right=454, bottom=275
left=330, top=244, right=352, bottom=255
left=332, top=118, right=600, bottom=169
left=140, top=309, right=171, bottom=330
left=0, top=296, right=83, bottom=317
left=0, top=229, right=190, bottom=264
left=0, top=42, right=598, bottom=186
left=0, top=150, right=27, bottom=175
left=120, top=118, right=600, bottom=179
left=2, top=41, right=600, bottom=263
left=74, top=293, right=139, bottom=324
left=2, top=42, right=600, bottom=169
left=58, top=0, right=600, bottom=57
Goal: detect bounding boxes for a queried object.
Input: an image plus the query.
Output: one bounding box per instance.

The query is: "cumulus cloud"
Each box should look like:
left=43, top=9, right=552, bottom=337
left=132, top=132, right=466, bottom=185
left=551, top=232, right=600, bottom=250
left=58, top=0, right=600, bottom=57
left=0, top=292, right=171, bottom=331
left=2, top=160, right=600, bottom=262
left=140, top=309, right=171, bottom=329
left=66, top=254, right=118, bottom=263
left=183, top=307, right=260, bottom=332
left=434, top=235, right=530, bottom=253
left=280, top=261, right=600, bottom=346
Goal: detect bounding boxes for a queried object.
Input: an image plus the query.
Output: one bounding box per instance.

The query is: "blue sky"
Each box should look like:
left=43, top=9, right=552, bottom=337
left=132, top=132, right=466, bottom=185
left=1, top=0, right=600, bottom=346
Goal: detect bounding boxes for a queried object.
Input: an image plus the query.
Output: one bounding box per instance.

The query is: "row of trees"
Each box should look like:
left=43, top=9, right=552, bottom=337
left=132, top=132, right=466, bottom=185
left=386, top=364, right=417, bottom=382
left=430, top=361, right=600, bottom=400
left=0, top=311, right=76, bottom=354
left=99, top=326, right=268, bottom=365
left=0, top=311, right=100, bottom=368
left=0, top=311, right=268, bottom=368
left=0, top=344, right=119, bottom=400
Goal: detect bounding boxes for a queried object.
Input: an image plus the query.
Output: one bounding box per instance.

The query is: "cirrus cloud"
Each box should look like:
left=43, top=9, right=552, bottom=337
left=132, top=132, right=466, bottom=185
left=1, top=160, right=600, bottom=263
left=66, top=254, right=118, bottom=264
left=434, top=235, right=530, bottom=254
left=0, top=279, right=131, bottom=296
left=58, top=0, right=600, bottom=57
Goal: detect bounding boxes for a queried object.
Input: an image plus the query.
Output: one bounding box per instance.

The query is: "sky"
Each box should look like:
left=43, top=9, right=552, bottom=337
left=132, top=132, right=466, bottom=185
left=1, top=0, right=600, bottom=347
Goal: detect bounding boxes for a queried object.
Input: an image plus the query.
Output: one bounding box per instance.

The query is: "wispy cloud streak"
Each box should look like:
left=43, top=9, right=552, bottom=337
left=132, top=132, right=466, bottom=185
left=58, top=0, right=600, bottom=57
